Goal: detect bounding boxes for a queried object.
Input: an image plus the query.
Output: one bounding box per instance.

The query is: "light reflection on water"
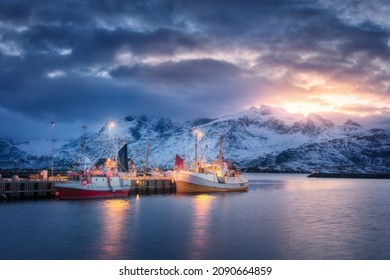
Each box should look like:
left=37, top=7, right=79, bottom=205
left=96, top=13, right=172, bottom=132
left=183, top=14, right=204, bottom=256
left=188, top=194, right=215, bottom=259
left=1, top=173, right=390, bottom=260
left=99, top=199, right=131, bottom=259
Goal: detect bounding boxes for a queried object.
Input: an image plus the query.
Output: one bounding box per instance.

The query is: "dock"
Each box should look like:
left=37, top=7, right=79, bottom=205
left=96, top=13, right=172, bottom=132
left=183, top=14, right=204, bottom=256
left=128, top=176, right=176, bottom=195
left=0, top=176, right=175, bottom=201
left=0, top=179, right=56, bottom=200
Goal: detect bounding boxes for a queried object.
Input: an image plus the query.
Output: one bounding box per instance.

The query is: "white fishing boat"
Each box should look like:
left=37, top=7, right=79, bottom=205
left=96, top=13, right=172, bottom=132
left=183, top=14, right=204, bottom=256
left=172, top=131, right=248, bottom=193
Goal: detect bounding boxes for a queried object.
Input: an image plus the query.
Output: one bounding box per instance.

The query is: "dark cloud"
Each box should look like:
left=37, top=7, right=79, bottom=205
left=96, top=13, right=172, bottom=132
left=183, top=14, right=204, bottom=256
left=0, top=1, right=31, bottom=24
left=0, top=0, right=390, bottom=140
left=110, top=58, right=242, bottom=84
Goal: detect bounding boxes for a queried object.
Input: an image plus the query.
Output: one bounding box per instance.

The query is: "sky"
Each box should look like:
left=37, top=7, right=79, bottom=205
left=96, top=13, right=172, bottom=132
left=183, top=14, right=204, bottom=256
left=1, top=0, right=390, bottom=141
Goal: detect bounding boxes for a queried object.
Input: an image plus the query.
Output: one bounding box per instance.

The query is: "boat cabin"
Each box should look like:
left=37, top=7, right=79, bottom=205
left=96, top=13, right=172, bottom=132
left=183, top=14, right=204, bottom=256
left=198, top=161, right=240, bottom=177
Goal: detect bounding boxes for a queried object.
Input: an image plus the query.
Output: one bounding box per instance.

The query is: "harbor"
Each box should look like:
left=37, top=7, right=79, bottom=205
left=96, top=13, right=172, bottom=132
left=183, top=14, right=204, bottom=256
left=3, top=173, right=390, bottom=260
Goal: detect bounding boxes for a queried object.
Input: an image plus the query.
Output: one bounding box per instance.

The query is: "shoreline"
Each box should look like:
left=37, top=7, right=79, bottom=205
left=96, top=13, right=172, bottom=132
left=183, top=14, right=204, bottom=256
left=307, top=172, right=390, bottom=179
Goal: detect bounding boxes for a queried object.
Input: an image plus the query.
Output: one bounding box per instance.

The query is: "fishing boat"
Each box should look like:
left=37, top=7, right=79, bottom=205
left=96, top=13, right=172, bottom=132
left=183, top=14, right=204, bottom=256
left=54, top=175, right=131, bottom=199
left=172, top=131, right=248, bottom=193
left=55, top=143, right=132, bottom=199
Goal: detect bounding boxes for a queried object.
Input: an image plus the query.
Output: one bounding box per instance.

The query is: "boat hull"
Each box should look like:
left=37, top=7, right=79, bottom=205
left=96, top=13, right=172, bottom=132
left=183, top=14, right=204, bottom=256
left=174, top=171, right=248, bottom=193
left=55, top=186, right=129, bottom=199
left=55, top=178, right=130, bottom=199
left=176, top=181, right=248, bottom=193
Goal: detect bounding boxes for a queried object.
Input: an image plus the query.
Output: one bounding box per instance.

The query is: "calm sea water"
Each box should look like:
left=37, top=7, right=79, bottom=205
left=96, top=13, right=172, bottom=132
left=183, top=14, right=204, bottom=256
left=1, top=173, right=390, bottom=260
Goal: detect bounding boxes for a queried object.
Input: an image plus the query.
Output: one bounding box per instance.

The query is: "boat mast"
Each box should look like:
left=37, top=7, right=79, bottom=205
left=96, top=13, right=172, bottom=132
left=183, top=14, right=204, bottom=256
left=51, top=121, right=55, bottom=178
left=200, top=145, right=208, bottom=165
left=194, top=129, right=199, bottom=172
left=145, top=137, right=151, bottom=171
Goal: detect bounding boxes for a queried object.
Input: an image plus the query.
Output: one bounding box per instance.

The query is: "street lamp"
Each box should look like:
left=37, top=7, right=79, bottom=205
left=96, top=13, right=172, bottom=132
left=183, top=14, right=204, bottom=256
left=51, top=121, right=55, bottom=178
left=109, top=121, right=114, bottom=139
left=193, top=128, right=202, bottom=172
left=108, top=121, right=115, bottom=160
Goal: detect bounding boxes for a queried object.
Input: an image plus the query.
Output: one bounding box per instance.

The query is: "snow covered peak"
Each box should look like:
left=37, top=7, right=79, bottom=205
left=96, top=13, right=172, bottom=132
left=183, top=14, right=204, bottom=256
left=307, top=113, right=335, bottom=128
left=243, top=105, right=298, bottom=118
left=259, top=104, right=290, bottom=116
left=344, top=119, right=362, bottom=127
left=342, top=119, right=363, bottom=132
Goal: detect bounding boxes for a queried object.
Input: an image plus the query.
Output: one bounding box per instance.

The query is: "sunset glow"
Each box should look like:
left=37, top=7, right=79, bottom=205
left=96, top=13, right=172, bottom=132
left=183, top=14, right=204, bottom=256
left=281, top=94, right=389, bottom=117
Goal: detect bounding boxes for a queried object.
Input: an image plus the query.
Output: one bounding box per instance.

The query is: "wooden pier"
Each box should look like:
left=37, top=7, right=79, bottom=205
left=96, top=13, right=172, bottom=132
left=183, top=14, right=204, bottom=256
left=0, top=177, right=175, bottom=200
left=0, top=179, right=56, bottom=200
left=128, top=177, right=176, bottom=195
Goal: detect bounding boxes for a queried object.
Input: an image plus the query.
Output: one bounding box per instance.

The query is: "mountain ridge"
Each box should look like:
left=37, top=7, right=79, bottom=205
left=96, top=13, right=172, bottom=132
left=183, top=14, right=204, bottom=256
left=1, top=105, right=389, bottom=173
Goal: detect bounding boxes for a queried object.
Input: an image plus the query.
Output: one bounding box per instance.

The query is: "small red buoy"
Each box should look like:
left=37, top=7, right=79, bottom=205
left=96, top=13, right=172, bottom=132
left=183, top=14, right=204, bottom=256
left=55, top=191, right=60, bottom=197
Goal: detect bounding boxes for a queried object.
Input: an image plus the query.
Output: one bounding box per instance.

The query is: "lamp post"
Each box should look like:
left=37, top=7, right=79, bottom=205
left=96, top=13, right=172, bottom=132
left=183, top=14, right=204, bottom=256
left=51, top=121, right=55, bottom=178
left=108, top=121, right=115, bottom=160
left=109, top=121, right=114, bottom=139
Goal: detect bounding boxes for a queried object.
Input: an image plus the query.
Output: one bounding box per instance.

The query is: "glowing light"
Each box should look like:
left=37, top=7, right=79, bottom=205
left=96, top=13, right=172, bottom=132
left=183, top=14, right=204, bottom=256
left=105, top=158, right=117, bottom=169
left=108, top=121, right=115, bottom=135
left=193, top=128, right=203, bottom=139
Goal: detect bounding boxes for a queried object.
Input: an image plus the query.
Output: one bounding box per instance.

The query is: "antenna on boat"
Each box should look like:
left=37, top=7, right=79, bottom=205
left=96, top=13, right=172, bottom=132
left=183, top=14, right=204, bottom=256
left=82, top=125, right=87, bottom=174
left=51, top=121, right=55, bottom=178
left=193, top=128, right=202, bottom=172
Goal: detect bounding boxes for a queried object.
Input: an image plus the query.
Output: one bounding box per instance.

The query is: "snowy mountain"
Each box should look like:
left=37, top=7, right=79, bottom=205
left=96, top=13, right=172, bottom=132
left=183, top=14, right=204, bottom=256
left=1, top=105, right=390, bottom=173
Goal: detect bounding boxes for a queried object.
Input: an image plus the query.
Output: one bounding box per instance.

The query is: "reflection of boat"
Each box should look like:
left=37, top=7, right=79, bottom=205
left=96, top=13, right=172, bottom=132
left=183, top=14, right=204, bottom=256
left=172, top=132, right=248, bottom=193
left=55, top=144, right=131, bottom=199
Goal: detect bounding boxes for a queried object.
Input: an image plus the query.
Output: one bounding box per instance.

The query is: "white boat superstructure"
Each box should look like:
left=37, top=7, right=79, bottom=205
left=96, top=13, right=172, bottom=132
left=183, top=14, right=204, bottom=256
left=172, top=131, right=248, bottom=193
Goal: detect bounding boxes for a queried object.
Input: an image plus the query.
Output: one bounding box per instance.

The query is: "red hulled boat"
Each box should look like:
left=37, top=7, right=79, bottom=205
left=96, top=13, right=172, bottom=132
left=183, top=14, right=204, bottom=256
left=55, top=175, right=130, bottom=199
left=55, top=143, right=132, bottom=199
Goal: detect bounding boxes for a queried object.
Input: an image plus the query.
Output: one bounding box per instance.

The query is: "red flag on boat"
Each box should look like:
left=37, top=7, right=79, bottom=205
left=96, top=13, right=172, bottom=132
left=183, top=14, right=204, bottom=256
left=175, top=154, right=184, bottom=169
